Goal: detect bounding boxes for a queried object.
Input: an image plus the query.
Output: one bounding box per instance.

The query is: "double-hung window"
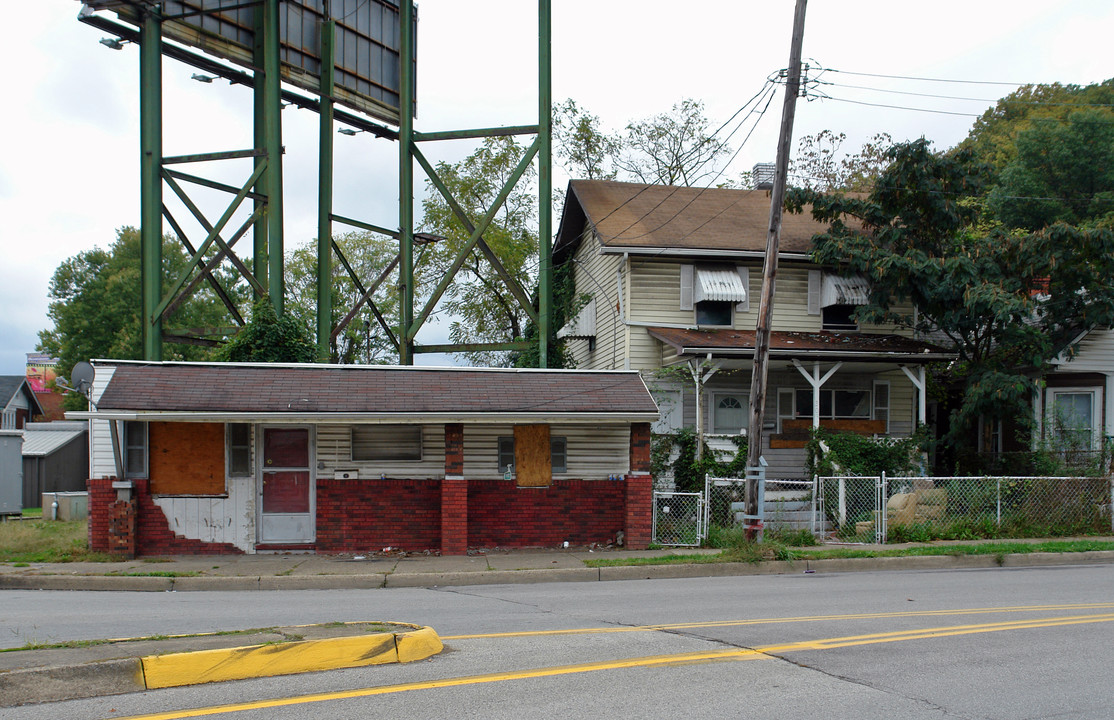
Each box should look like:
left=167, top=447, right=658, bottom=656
left=123, top=421, right=148, bottom=479
left=352, top=426, right=422, bottom=461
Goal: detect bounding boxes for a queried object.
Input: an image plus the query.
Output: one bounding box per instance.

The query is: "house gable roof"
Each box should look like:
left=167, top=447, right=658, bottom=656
left=555, top=179, right=848, bottom=259
left=85, top=362, right=659, bottom=423
left=0, top=376, right=45, bottom=417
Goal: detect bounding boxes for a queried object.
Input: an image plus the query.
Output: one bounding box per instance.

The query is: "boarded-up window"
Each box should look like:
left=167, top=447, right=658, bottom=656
left=351, top=426, right=422, bottom=461
left=149, top=422, right=225, bottom=496
left=514, top=424, right=551, bottom=487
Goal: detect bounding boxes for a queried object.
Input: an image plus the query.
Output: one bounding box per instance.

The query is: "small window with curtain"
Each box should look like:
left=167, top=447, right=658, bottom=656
left=351, top=426, right=422, bottom=461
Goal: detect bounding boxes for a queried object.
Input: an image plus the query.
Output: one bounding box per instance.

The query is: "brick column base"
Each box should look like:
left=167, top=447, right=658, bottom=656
left=109, top=498, right=137, bottom=559
left=441, top=477, right=468, bottom=555
left=624, top=474, right=652, bottom=549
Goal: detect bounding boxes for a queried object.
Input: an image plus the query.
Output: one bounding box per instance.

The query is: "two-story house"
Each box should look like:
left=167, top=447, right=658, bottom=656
left=553, top=179, right=955, bottom=481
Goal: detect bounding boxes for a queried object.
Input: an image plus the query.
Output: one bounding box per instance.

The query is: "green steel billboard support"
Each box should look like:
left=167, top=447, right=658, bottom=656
left=317, top=16, right=336, bottom=362
left=140, top=9, right=163, bottom=361
left=251, top=7, right=267, bottom=301
left=538, top=0, right=552, bottom=368
left=398, top=0, right=415, bottom=364
left=263, top=0, right=284, bottom=315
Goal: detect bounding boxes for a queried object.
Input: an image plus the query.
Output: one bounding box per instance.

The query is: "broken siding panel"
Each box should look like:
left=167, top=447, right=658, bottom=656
left=152, top=474, right=255, bottom=552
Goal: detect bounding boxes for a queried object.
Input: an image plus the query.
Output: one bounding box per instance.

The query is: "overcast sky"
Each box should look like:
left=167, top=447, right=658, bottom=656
left=2, top=1, right=1112, bottom=377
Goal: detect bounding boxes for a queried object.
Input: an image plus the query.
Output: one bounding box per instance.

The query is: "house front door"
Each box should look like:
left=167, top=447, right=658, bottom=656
left=258, top=427, right=315, bottom=544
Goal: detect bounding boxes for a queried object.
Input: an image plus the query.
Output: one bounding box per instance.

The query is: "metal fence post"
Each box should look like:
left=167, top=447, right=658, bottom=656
left=997, top=477, right=1002, bottom=528
left=811, top=474, right=818, bottom=535
left=838, top=477, right=846, bottom=528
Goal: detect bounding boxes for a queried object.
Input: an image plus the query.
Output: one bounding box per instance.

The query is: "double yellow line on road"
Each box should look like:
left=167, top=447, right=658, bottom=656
left=113, top=604, right=1114, bottom=720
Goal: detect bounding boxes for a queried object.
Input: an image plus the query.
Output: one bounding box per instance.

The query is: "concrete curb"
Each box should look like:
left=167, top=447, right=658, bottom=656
left=0, top=625, right=442, bottom=707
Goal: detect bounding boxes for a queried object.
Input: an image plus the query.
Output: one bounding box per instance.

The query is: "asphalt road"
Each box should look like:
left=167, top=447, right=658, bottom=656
left=3, top=563, right=1113, bottom=719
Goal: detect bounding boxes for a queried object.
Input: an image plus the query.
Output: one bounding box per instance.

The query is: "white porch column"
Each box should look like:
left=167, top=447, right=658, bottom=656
left=1105, top=372, right=1114, bottom=443
left=900, top=365, right=927, bottom=427
left=793, top=359, right=843, bottom=429
left=689, top=355, right=723, bottom=460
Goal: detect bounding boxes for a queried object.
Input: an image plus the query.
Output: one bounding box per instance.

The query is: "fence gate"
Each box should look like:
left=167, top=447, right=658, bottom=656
left=652, top=491, right=705, bottom=547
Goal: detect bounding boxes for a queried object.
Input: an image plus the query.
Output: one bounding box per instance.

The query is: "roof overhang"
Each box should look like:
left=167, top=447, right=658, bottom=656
left=67, top=411, right=660, bottom=425
left=647, top=327, right=956, bottom=364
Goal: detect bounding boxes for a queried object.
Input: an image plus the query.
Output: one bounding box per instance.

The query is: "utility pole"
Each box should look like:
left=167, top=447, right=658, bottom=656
left=744, top=0, right=808, bottom=542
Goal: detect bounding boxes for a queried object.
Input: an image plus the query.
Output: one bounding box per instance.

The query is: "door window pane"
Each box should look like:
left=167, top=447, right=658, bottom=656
left=264, top=428, right=309, bottom=468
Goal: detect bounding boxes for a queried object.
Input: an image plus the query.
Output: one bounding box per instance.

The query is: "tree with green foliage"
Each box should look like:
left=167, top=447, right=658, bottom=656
left=987, top=108, right=1114, bottom=230
left=786, top=139, right=1114, bottom=447
left=789, top=130, right=893, bottom=192
left=285, top=231, right=412, bottom=364
left=212, top=299, right=316, bottom=363
left=958, top=79, right=1114, bottom=173
left=418, top=136, right=540, bottom=367
left=553, top=99, right=618, bottom=181
left=38, top=227, right=238, bottom=406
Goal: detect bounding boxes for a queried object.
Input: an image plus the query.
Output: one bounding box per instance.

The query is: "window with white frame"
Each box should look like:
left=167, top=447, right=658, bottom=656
left=351, top=425, right=422, bottom=461
left=497, top=435, right=567, bottom=473
left=978, top=416, right=1003, bottom=454
left=711, top=393, right=747, bottom=434
left=124, top=421, right=148, bottom=479
left=1048, top=389, right=1098, bottom=451
left=226, top=423, right=252, bottom=477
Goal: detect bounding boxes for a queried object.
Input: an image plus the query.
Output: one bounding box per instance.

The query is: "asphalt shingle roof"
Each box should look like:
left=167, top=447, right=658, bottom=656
left=647, top=328, right=955, bottom=361
left=94, top=363, right=659, bottom=418
left=560, top=180, right=851, bottom=255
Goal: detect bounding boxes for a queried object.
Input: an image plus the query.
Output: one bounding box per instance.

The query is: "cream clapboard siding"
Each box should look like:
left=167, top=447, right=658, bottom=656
left=1057, top=329, right=1114, bottom=372
left=316, top=424, right=447, bottom=478
left=153, top=476, right=255, bottom=552
left=565, top=227, right=626, bottom=370
left=89, top=365, right=117, bottom=478
left=463, top=424, right=631, bottom=479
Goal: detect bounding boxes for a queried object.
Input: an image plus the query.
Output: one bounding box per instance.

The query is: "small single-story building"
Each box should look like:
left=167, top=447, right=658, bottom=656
left=21, top=421, right=89, bottom=508
left=73, top=360, right=658, bottom=557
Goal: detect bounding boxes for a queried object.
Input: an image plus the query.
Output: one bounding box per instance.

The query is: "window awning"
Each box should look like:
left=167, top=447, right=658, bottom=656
left=694, top=266, right=746, bottom=303
left=820, top=274, right=870, bottom=307
left=557, top=297, right=596, bottom=339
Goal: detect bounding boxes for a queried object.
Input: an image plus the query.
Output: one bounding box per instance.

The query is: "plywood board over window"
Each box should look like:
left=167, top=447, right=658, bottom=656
left=514, top=424, right=551, bottom=487
left=149, top=422, right=225, bottom=496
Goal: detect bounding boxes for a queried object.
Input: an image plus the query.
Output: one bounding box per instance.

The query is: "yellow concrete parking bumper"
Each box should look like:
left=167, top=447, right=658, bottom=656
left=142, top=625, right=442, bottom=689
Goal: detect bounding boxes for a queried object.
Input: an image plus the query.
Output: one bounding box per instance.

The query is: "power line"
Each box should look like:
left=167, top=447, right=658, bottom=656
left=815, top=80, right=1114, bottom=108
left=822, top=67, right=1027, bottom=86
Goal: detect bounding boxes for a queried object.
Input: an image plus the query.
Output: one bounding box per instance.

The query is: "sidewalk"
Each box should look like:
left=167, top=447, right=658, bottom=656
left=1, top=537, right=1112, bottom=592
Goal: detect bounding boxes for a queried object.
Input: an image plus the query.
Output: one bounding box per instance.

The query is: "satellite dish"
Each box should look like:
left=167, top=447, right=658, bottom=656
left=71, top=362, right=95, bottom=396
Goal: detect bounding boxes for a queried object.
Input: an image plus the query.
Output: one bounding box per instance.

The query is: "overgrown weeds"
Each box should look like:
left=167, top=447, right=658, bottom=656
left=0, top=520, right=112, bottom=563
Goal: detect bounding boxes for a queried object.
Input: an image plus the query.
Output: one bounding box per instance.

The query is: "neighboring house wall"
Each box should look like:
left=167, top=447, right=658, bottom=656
left=1043, top=330, right=1114, bottom=450
left=567, top=228, right=625, bottom=370
left=22, top=434, right=88, bottom=508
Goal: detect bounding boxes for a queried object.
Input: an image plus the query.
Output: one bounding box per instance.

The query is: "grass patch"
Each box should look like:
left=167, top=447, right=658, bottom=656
left=21, top=508, right=43, bottom=519
left=0, top=519, right=113, bottom=563
left=583, top=539, right=1114, bottom=569
left=105, top=570, right=201, bottom=578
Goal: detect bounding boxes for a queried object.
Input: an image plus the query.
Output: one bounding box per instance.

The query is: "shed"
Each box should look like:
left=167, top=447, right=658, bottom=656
left=72, top=361, right=658, bottom=557
left=21, top=422, right=89, bottom=508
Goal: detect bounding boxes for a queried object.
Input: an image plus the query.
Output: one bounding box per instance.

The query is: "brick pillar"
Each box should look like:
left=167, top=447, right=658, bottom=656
left=109, top=498, right=137, bottom=559
left=442, top=423, right=467, bottom=555
left=625, top=423, right=653, bottom=549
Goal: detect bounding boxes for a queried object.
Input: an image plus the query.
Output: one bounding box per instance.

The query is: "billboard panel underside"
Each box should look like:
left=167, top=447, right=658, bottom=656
left=90, top=0, right=413, bottom=124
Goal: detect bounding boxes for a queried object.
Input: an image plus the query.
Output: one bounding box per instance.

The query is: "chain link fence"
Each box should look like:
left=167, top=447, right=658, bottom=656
left=651, top=491, right=704, bottom=547
left=818, top=474, right=1114, bottom=543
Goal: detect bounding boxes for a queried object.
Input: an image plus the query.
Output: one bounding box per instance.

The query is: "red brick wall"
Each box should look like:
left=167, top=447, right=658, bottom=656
left=623, top=474, right=653, bottom=550
left=315, top=478, right=441, bottom=552
left=629, top=423, right=651, bottom=473
left=467, top=479, right=626, bottom=547
left=441, top=478, right=468, bottom=555
left=87, top=476, right=243, bottom=556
